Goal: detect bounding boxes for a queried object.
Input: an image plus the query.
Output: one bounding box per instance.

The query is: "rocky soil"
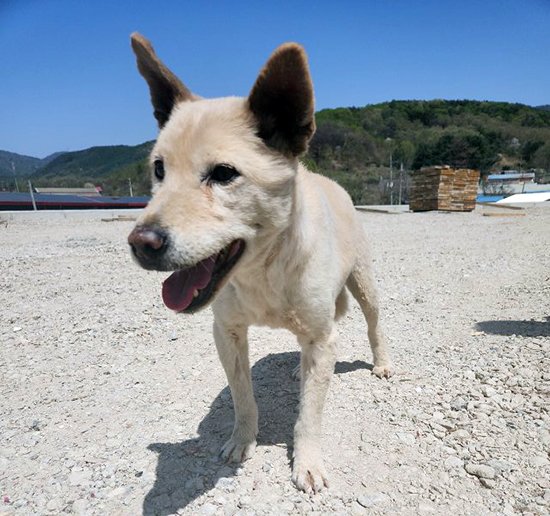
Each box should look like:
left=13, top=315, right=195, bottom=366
left=0, top=205, right=549, bottom=515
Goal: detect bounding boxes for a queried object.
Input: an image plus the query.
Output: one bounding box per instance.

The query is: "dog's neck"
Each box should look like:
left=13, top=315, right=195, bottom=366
left=232, top=164, right=313, bottom=284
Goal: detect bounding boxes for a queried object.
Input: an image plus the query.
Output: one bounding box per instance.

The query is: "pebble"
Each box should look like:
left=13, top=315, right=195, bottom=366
left=480, top=478, right=496, bottom=489
left=357, top=493, right=388, bottom=508
left=464, top=463, right=496, bottom=479
left=444, top=456, right=464, bottom=470
left=481, top=385, right=497, bottom=398
left=68, top=469, right=92, bottom=486
left=106, top=486, right=131, bottom=499
left=486, top=458, right=514, bottom=473
left=46, top=498, right=63, bottom=511
left=448, top=429, right=470, bottom=441
left=72, top=499, right=88, bottom=514
left=530, top=455, right=549, bottom=468
left=450, top=396, right=467, bottom=411
left=201, top=502, right=218, bottom=515
left=215, top=477, right=236, bottom=491
left=396, top=432, right=416, bottom=445
left=238, top=495, right=251, bottom=507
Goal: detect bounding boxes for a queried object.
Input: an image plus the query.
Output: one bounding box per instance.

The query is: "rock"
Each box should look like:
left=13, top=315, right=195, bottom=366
left=481, top=385, right=497, bottom=398
left=215, top=477, right=235, bottom=491
left=68, top=468, right=92, bottom=486
left=417, top=501, right=438, bottom=513
left=538, top=429, right=550, bottom=448
left=237, top=495, right=251, bottom=507
left=200, top=503, right=217, bottom=515
left=463, top=371, right=476, bottom=381
left=530, top=455, right=549, bottom=468
left=464, top=463, right=496, bottom=479
left=448, top=429, right=470, bottom=441
left=214, top=495, right=227, bottom=506
left=72, top=499, right=88, bottom=514
left=450, top=396, right=467, bottom=411
left=46, top=498, right=63, bottom=511
left=30, top=420, right=42, bottom=431
left=106, top=486, right=131, bottom=499
left=396, top=432, right=416, bottom=445
left=262, top=462, right=274, bottom=473
left=480, top=478, right=496, bottom=489
left=357, top=492, right=388, bottom=508
left=486, top=458, right=514, bottom=473
left=444, top=456, right=464, bottom=470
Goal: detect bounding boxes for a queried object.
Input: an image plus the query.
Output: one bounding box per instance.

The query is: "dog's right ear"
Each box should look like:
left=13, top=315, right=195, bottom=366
left=248, top=43, right=315, bottom=157
left=131, top=32, right=195, bottom=128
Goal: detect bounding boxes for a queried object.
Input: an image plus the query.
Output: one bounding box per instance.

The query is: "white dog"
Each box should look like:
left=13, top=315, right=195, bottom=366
left=128, top=33, right=393, bottom=493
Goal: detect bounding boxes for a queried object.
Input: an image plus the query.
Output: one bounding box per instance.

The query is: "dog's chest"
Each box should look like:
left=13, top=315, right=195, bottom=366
left=231, top=272, right=308, bottom=334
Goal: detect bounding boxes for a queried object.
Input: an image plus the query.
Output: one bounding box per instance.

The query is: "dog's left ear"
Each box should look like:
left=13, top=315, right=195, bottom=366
left=131, top=32, right=196, bottom=128
left=248, top=43, right=315, bottom=157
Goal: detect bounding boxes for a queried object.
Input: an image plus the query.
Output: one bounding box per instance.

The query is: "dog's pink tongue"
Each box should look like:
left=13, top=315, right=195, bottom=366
left=162, top=256, right=216, bottom=312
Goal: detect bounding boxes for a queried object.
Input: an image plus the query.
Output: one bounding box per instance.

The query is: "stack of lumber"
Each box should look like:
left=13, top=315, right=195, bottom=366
left=410, top=166, right=480, bottom=212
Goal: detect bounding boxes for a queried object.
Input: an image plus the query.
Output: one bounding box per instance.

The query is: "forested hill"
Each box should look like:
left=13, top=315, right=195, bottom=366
left=1, top=100, right=549, bottom=202
left=35, top=142, right=153, bottom=179
left=311, top=100, right=550, bottom=172
left=307, top=100, right=550, bottom=202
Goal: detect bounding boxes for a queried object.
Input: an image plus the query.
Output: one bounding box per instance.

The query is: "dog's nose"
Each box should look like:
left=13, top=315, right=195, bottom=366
left=128, top=226, right=167, bottom=260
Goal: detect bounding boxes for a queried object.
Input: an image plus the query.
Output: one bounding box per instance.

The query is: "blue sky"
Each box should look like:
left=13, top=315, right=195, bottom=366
left=1, top=0, right=548, bottom=158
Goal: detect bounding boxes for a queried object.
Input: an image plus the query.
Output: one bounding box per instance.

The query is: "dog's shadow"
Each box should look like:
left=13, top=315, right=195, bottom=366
left=142, top=351, right=371, bottom=515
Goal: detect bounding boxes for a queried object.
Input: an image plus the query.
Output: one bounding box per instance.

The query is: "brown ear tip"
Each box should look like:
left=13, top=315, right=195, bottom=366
left=130, top=32, right=151, bottom=50
left=276, top=42, right=307, bottom=57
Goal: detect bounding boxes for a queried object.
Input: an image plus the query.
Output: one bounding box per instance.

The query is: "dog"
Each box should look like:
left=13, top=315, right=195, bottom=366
left=127, top=33, right=393, bottom=493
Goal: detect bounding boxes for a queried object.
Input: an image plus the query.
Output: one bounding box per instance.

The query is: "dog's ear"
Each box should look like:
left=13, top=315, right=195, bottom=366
left=131, top=32, right=195, bottom=128
left=248, top=43, right=315, bottom=157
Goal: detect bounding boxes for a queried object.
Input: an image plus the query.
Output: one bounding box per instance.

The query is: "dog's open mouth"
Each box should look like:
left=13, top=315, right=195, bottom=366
left=161, top=239, right=245, bottom=313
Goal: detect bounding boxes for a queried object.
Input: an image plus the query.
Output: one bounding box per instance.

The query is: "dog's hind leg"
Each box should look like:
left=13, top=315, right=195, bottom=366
left=292, top=326, right=337, bottom=493
left=213, top=321, right=258, bottom=462
left=347, top=255, right=393, bottom=379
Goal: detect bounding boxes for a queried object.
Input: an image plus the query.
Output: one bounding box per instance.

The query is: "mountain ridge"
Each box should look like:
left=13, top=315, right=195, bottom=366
left=1, top=99, right=549, bottom=202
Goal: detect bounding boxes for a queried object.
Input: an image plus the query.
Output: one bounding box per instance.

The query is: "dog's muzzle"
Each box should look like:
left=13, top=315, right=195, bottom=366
left=128, top=225, right=169, bottom=269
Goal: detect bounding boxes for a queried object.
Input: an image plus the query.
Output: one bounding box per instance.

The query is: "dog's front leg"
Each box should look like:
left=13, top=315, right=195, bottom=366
left=292, top=326, right=337, bottom=493
left=213, top=320, right=258, bottom=462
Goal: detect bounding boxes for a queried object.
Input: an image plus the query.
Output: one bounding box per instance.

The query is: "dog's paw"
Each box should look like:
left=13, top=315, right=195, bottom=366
left=372, top=364, right=394, bottom=379
left=292, top=457, right=329, bottom=494
left=220, top=437, right=257, bottom=463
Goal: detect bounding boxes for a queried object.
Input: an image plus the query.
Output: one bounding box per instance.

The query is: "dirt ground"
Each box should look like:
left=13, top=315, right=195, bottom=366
left=1, top=205, right=549, bottom=515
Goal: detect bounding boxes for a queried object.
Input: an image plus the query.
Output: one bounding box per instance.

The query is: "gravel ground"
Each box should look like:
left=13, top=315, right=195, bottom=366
left=1, top=205, right=549, bottom=516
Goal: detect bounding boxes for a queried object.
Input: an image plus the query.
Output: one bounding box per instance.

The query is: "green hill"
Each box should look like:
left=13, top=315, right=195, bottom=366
left=35, top=142, right=153, bottom=179
left=0, top=150, right=66, bottom=191
left=2, top=100, right=549, bottom=202
left=309, top=100, right=550, bottom=203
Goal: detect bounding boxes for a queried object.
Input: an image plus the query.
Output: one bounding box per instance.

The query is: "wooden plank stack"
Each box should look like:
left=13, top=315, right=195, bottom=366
left=410, top=166, right=480, bottom=212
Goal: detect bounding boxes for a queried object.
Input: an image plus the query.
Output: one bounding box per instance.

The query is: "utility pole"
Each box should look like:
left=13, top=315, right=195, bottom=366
left=28, top=181, right=37, bottom=211
left=11, top=161, right=20, bottom=192
left=399, top=162, right=404, bottom=205
left=128, top=178, right=134, bottom=197
left=385, top=138, right=393, bottom=205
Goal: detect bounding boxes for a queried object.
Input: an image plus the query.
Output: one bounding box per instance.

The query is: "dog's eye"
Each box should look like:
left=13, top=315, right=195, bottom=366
left=208, top=165, right=240, bottom=185
left=153, top=159, right=165, bottom=181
